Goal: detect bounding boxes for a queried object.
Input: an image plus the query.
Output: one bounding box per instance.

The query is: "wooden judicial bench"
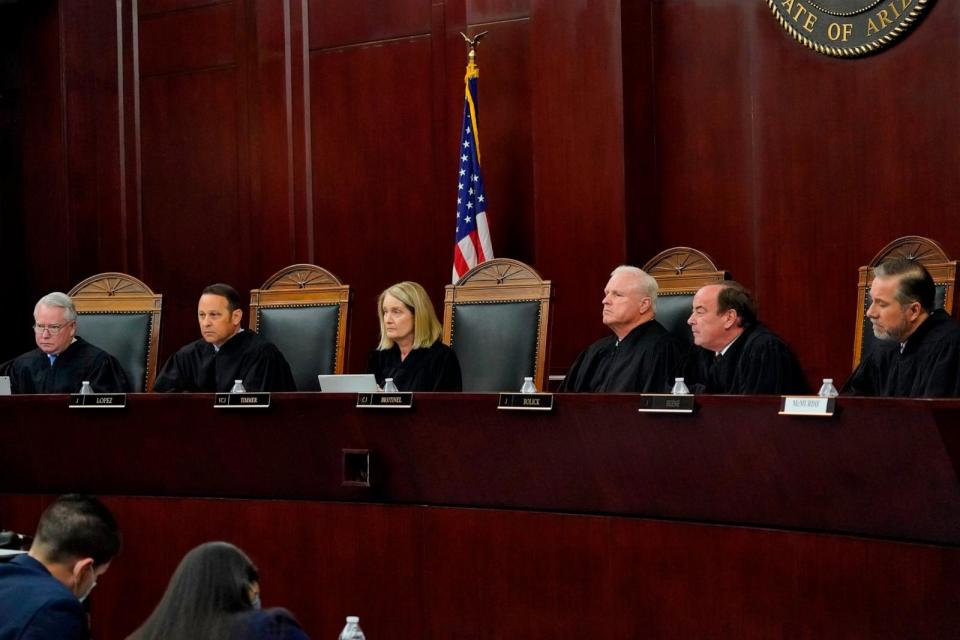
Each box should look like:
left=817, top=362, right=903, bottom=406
left=2, top=393, right=960, bottom=639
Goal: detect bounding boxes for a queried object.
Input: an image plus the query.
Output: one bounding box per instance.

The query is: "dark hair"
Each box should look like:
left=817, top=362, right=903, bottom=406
left=32, top=494, right=121, bottom=566
left=716, top=282, right=757, bottom=327
left=202, top=284, right=242, bottom=313
left=130, top=542, right=259, bottom=640
left=873, top=257, right=936, bottom=312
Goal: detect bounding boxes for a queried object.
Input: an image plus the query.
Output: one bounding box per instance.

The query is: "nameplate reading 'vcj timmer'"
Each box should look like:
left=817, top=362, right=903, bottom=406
left=768, top=0, right=934, bottom=57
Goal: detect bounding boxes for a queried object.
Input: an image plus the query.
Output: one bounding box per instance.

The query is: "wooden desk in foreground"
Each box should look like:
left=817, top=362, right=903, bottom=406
left=1, top=394, right=958, bottom=639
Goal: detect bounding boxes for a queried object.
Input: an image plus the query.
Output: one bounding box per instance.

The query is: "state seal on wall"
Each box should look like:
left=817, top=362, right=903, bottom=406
left=768, top=0, right=935, bottom=57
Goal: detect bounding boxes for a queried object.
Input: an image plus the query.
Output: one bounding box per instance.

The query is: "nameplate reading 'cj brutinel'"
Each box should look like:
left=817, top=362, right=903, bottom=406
left=69, top=393, right=127, bottom=409
left=498, top=393, right=555, bottom=411
left=779, top=396, right=836, bottom=417
left=356, top=392, right=413, bottom=409
left=768, top=0, right=933, bottom=58
left=638, top=394, right=695, bottom=414
left=214, top=393, right=271, bottom=408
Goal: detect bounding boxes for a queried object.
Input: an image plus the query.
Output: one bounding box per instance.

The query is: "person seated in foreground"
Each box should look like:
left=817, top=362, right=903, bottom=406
left=844, top=258, right=960, bottom=397
left=153, top=283, right=295, bottom=392
left=126, top=541, right=309, bottom=640
left=559, top=265, right=683, bottom=393
left=0, top=494, right=121, bottom=640
left=682, top=282, right=808, bottom=394
left=366, top=281, right=462, bottom=391
left=2, top=292, right=129, bottom=394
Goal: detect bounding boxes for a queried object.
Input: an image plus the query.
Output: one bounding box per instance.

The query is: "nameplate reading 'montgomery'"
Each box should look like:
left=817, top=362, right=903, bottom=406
left=779, top=396, right=835, bottom=417
left=214, top=393, right=271, bottom=408
left=69, top=393, right=127, bottom=409
left=638, top=394, right=695, bottom=414
left=356, top=392, right=413, bottom=409
left=498, top=393, right=555, bottom=411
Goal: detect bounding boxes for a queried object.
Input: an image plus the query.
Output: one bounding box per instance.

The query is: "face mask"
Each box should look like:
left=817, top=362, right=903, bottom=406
left=77, top=564, right=98, bottom=603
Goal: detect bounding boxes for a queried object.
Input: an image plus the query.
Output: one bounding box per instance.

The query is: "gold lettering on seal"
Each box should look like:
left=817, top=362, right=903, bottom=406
left=827, top=22, right=853, bottom=42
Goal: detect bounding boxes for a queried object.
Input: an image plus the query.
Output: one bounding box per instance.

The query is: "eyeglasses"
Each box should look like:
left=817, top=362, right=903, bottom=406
left=33, top=322, right=74, bottom=335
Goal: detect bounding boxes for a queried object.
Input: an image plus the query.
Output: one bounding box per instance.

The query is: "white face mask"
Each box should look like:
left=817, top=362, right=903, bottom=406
left=77, top=564, right=98, bottom=603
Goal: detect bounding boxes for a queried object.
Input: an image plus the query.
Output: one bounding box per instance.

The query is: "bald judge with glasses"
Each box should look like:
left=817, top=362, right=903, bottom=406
left=0, top=292, right=129, bottom=394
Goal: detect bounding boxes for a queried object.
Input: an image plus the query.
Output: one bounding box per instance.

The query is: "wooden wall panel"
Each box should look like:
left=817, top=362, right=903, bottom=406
left=138, top=2, right=237, bottom=77
left=308, top=0, right=431, bottom=49
left=467, top=0, right=530, bottom=24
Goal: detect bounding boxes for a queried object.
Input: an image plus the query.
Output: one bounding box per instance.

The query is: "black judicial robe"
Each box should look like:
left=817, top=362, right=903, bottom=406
left=2, top=336, right=130, bottom=394
left=559, top=320, right=682, bottom=393
left=153, top=330, right=296, bottom=392
left=681, top=323, right=808, bottom=395
left=367, top=340, right=462, bottom=392
left=843, top=309, right=960, bottom=398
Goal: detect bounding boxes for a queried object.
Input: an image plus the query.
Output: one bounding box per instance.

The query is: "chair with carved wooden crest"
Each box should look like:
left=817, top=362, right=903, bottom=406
left=443, top=258, right=552, bottom=392
left=68, top=272, right=163, bottom=393
left=249, top=264, right=351, bottom=391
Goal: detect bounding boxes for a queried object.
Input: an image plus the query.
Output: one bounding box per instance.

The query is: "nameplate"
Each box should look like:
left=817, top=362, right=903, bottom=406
left=637, top=394, right=695, bottom=414
left=69, top=393, right=127, bottom=409
left=356, top=392, right=413, bottom=409
left=214, top=393, right=271, bottom=408
left=779, top=396, right=835, bottom=417
left=497, top=393, right=555, bottom=411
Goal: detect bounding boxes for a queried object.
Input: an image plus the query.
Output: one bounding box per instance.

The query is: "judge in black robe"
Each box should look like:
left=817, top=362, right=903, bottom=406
left=367, top=281, right=462, bottom=392
left=559, top=266, right=683, bottom=393
left=843, top=259, right=960, bottom=397
left=153, top=283, right=296, bottom=393
left=683, top=282, right=808, bottom=395
left=4, top=336, right=130, bottom=394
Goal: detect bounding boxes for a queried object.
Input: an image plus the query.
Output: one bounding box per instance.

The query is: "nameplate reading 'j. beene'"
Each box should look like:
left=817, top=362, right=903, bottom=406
left=356, top=392, right=413, bottom=409
left=779, top=396, right=836, bottom=417
left=767, top=0, right=933, bottom=57
left=69, top=393, right=127, bottom=409
left=214, top=393, right=271, bottom=408
left=637, top=394, right=695, bottom=414
left=497, top=393, right=555, bottom=411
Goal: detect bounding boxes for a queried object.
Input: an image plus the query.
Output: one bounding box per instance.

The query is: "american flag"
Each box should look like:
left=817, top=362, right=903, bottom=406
left=452, top=55, right=494, bottom=282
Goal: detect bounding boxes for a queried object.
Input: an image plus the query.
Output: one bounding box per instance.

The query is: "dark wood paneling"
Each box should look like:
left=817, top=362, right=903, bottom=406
left=139, top=0, right=232, bottom=18
left=308, top=0, right=431, bottom=50
left=467, top=0, right=531, bottom=24
left=309, top=37, right=444, bottom=372
left=138, top=2, right=236, bottom=78
left=530, top=0, right=628, bottom=372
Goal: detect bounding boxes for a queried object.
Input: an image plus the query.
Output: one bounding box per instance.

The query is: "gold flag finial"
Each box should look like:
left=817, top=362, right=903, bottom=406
left=460, top=31, right=489, bottom=62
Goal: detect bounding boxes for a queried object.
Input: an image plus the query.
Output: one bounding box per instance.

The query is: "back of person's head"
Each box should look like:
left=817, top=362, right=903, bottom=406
left=131, top=541, right=259, bottom=640
left=873, top=257, right=936, bottom=312
left=377, top=281, right=442, bottom=349
left=716, top=282, right=757, bottom=327
left=202, top=283, right=243, bottom=312
left=32, top=494, right=121, bottom=567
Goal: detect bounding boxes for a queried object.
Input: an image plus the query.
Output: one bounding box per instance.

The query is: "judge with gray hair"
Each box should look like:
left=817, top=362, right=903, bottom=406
left=0, top=291, right=129, bottom=393
left=559, top=265, right=683, bottom=393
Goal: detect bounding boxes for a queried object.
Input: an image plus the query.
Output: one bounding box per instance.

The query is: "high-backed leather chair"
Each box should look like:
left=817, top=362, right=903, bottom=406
left=853, top=236, right=958, bottom=368
left=249, top=264, right=350, bottom=391
left=443, top=258, right=552, bottom=392
left=68, top=273, right=162, bottom=393
left=642, top=247, right=729, bottom=347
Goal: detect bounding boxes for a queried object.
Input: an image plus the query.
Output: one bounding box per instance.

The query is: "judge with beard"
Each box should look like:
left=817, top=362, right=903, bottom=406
left=844, top=258, right=960, bottom=397
left=153, top=283, right=295, bottom=392
left=682, top=281, right=808, bottom=395
left=559, top=266, right=682, bottom=393
left=1, top=292, right=130, bottom=394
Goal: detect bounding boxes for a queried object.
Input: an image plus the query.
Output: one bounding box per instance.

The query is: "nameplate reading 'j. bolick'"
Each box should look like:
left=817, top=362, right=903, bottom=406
left=498, top=393, right=555, bottom=411
left=768, top=0, right=934, bottom=57
left=638, top=394, right=695, bottom=414
left=779, top=396, right=836, bottom=417
left=214, top=393, right=271, bottom=408
left=69, top=393, right=127, bottom=409
left=356, top=392, right=413, bottom=409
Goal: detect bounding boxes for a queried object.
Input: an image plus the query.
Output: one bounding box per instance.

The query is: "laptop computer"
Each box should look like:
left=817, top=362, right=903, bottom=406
left=316, top=373, right=378, bottom=393
left=0, top=376, right=10, bottom=396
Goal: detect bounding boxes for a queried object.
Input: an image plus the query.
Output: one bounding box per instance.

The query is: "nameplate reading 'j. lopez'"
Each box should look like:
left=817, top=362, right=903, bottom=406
left=498, top=393, right=554, bottom=411
left=214, top=393, right=271, bottom=408
left=638, top=394, right=695, bottom=414
left=69, top=393, right=127, bottom=409
left=768, top=0, right=933, bottom=57
left=779, top=396, right=836, bottom=417
left=356, top=392, right=413, bottom=409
